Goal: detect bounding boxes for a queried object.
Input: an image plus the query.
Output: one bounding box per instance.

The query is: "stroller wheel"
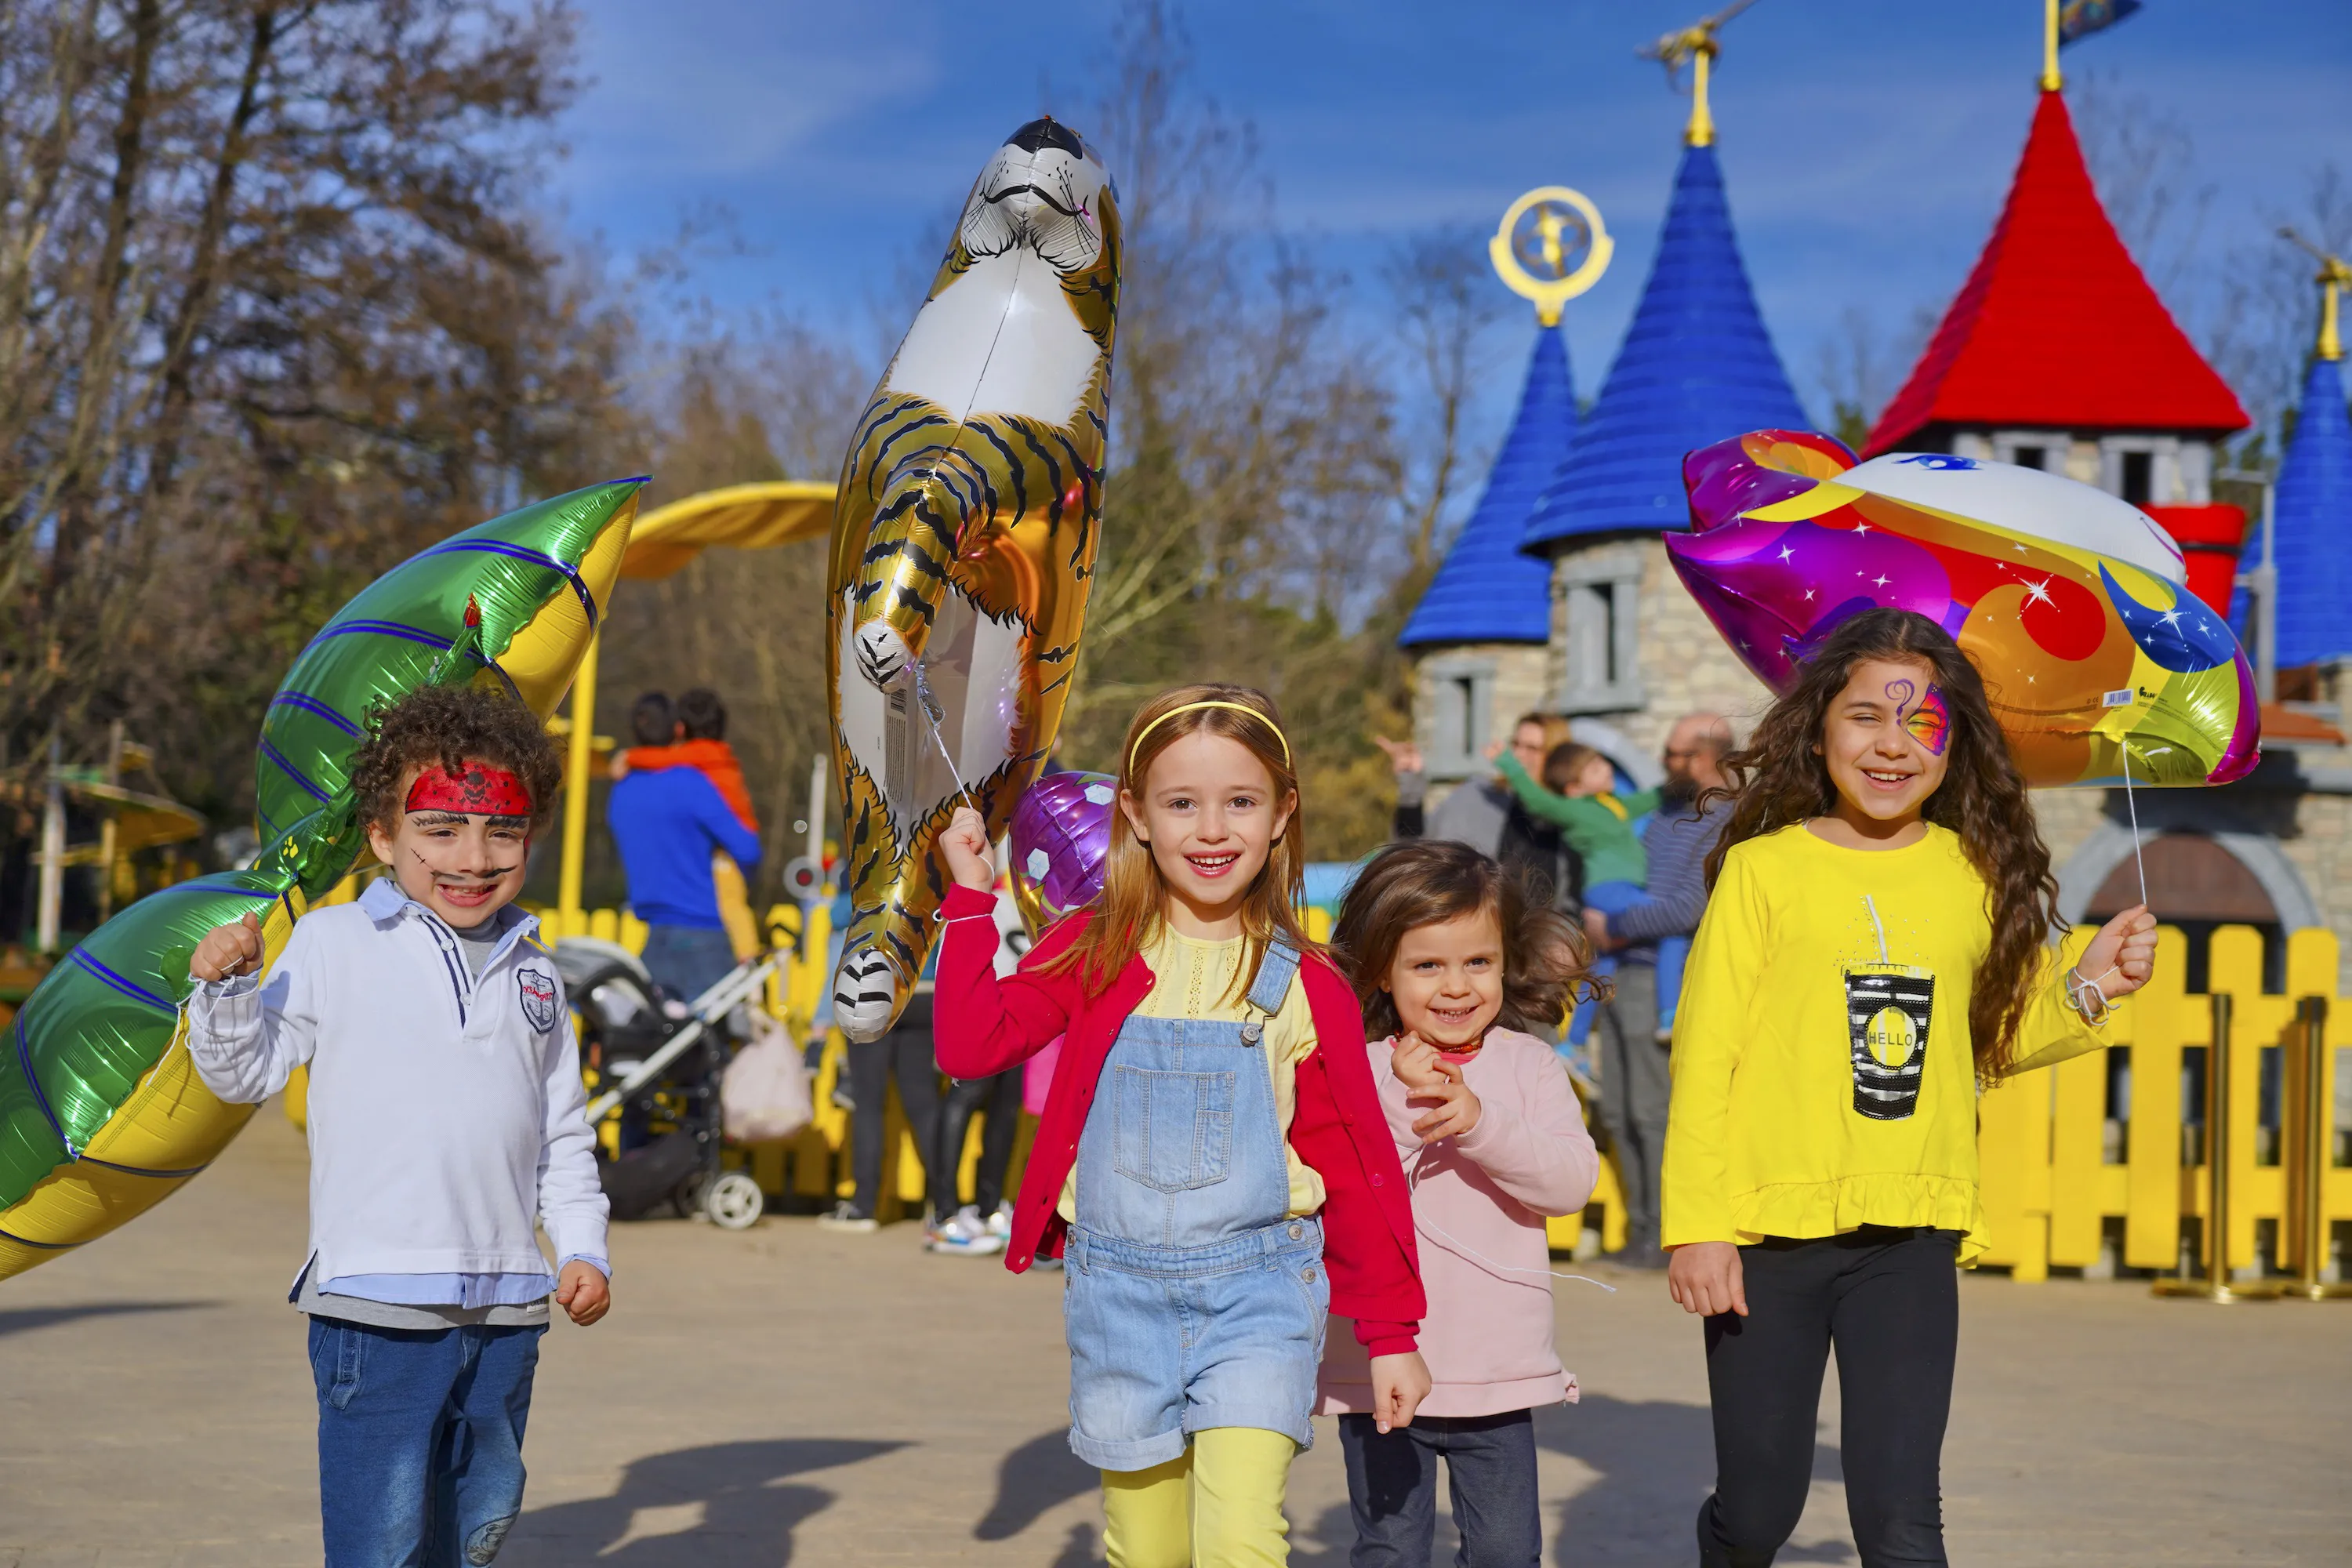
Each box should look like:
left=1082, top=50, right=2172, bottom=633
left=704, top=1171, right=765, bottom=1230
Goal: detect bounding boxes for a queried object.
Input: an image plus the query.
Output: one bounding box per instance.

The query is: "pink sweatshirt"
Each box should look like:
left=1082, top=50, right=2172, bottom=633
left=1317, top=1027, right=1599, bottom=1418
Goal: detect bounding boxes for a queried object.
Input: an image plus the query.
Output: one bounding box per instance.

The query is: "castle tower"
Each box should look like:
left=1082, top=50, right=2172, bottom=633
left=2266, top=247, right=2352, bottom=677
left=1863, top=89, right=2252, bottom=613
left=1514, top=41, right=1803, bottom=766
left=1402, top=188, right=1609, bottom=785
left=1879, top=71, right=2347, bottom=971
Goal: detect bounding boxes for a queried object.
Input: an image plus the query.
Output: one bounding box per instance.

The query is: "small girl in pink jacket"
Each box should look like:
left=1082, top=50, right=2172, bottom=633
left=1321, top=838, right=1601, bottom=1566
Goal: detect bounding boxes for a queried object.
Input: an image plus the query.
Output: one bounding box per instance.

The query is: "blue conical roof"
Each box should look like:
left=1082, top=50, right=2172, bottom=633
left=2269, top=354, right=2352, bottom=668
left=1399, top=326, right=1576, bottom=647
left=1520, top=143, right=1806, bottom=552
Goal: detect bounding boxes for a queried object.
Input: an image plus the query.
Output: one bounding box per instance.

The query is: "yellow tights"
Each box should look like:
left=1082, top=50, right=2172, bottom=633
left=1100, top=1427, right=1298, bottom=1568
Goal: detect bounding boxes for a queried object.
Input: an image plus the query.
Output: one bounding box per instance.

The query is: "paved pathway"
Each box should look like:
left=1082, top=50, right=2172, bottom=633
left=3, top=1109, right=2347, bottom=1565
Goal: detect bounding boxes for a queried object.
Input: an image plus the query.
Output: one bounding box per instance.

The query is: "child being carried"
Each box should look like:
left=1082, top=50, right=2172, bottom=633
left=1494, top=739, right=1690, bottom=1038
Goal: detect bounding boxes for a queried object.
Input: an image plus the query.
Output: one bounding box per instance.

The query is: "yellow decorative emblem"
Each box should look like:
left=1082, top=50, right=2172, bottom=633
left=1488, top=187, right=1612, bottom=326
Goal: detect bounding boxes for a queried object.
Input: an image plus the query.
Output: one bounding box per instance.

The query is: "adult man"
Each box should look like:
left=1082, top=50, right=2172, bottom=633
left=1385, top=712, right=1580, bottom=913
left=605, top=688, right=763, bottom=1005
left=1582, top=713, right=1733, bottom=1269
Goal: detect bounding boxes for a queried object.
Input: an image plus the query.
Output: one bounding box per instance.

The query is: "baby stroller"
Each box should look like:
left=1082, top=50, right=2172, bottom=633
left=557, top=937, right=781, bottom=1231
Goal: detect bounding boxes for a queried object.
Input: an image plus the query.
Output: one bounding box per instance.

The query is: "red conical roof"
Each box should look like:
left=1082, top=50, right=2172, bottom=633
left=1865, top=91, right=2247, bottom=456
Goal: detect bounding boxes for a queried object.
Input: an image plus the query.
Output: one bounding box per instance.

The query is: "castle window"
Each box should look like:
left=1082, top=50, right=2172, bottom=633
left=1554, top=557, right=1645, bottom=715
left=2121, top=450, right=2153, bottom=506
left=1420, top=655, right=1496, bottom=781
left=2012, top=445, right=2046, bottom=472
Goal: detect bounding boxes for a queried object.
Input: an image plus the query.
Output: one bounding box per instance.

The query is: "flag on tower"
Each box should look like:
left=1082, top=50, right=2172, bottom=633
left=2059, top=0, right=2143, bottom=46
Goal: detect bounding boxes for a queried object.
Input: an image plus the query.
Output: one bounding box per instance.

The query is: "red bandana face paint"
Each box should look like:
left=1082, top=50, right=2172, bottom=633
left=405, top=763, right=532, bottom=818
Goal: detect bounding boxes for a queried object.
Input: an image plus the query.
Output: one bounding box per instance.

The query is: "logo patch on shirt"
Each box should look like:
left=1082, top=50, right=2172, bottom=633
left=517, top=968, right=558, bottom=1033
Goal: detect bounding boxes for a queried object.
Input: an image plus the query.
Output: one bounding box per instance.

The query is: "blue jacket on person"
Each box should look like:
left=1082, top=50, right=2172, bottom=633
left=606, top=767, right=764, bottom=929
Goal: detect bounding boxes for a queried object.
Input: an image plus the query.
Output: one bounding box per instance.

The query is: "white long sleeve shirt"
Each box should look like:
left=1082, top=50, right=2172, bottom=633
left=186, top=878, right=610, bottom=1295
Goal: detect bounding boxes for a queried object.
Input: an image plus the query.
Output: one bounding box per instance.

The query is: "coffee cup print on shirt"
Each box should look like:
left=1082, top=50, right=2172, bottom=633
left=1844, top=964, right=1936, bottom=1120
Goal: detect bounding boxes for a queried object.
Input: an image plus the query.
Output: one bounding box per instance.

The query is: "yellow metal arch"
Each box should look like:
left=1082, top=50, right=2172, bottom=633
left=557, top=481, right=839, bottom=916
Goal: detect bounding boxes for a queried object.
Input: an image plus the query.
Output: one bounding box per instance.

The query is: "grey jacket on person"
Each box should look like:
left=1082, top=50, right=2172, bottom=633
left=1604, top=793, right=1730, bottom=964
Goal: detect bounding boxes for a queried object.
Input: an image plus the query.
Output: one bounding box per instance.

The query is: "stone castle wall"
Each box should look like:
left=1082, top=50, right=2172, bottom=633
left=1413, top=536, right=2352, bottom=987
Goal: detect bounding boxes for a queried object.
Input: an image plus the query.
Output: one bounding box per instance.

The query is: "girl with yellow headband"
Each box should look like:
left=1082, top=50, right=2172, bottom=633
left=935, top=682, right=1429, bottom=1567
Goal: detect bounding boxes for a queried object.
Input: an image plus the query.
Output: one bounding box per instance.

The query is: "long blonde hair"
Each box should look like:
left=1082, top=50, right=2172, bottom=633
left=1044, top=684, right=1313, bottom=996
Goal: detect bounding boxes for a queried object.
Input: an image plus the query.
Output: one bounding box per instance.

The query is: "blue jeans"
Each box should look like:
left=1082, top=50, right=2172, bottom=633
left=310, top=1317, right=545, bottom=1567
left=640, top=923, right=739, bottom=1006
left=1338, top=1410, right=1541, bottom=1566
left=1064, top=1218, right=1329, bottom=1468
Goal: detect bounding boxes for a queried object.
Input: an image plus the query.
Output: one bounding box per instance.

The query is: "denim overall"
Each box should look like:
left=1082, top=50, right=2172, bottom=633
left=1062, top=938, right=1332, bottom=1471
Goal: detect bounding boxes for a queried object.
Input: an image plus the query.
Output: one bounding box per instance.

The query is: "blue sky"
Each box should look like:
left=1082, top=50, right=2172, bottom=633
left=552, top=0, right=2351, bottom=444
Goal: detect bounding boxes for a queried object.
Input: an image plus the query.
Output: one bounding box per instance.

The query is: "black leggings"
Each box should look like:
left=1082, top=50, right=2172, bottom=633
left=935, top=1069, right=1022, bottom=1215
left=1697, top=1227, right=1959, bottom=1568
left=847, top=1001, right=942, bottom=1218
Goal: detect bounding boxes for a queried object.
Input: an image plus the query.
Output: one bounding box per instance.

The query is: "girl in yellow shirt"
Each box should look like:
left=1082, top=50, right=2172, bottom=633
left=1662, top=608, right=2157, bottom=1568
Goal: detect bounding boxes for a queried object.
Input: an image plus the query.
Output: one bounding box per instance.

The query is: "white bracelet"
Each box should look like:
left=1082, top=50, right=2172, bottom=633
left=2064, top=964, right=2118, bottom=1026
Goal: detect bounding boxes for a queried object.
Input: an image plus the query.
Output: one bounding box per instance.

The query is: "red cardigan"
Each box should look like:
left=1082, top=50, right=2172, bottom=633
left=931, top=883, right=1426, bottom=1356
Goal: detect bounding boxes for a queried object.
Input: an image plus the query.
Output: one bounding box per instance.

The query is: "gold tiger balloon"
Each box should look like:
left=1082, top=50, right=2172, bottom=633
left=826, top=118, right=1121, bottom=1040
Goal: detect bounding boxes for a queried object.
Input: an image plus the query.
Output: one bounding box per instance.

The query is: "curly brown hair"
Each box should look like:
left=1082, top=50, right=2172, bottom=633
left=348, top=684, right=564, bottom=839
left=1330, top=838, right=1597, bottom=1043
left=1701, top=607, right=2060, bottom=1082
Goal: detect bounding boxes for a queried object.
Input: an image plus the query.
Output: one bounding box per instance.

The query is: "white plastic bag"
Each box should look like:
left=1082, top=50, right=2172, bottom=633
left=721, top=1007, right=814, bottom=1143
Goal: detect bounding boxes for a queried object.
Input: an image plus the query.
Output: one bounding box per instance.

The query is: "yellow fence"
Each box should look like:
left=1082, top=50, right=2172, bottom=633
left=424, top=903, right=2352, bottom=1281
left=521, top=901, right=1645, bottom=1234
left=1975, top=924, right=2352, bottom=1282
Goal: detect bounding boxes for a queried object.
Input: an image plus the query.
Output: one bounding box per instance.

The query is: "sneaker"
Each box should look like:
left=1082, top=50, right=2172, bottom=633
left=986, top=1201, right=1013, bottom=1240
left=816, top=1201, right=877, bottom=1233
left=927, top=1204, right=1007, bottom=1256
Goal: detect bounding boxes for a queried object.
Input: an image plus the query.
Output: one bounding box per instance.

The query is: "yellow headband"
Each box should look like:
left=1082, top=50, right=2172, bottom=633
left=1127, top=700, right=1292, bottom=775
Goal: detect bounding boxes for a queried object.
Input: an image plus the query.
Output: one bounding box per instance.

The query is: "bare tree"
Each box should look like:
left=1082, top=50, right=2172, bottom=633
left=0, top=0, right=635, bottom=847
left=1810, top=303, right=1937, bottom=451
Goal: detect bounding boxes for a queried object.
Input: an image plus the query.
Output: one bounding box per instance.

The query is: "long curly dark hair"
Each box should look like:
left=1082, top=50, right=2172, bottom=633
left=1702, top=608, right=2060, bottom=1082
left=1330, top=839, right=1597, bottom=1043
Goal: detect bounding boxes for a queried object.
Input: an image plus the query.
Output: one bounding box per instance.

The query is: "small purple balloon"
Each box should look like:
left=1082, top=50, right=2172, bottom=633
left=1009, top=771, right=1117, bottom=929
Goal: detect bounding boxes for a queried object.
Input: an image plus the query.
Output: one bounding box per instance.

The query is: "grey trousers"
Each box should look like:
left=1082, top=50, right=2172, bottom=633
left=1595, top=961, right=1669, bottom=1250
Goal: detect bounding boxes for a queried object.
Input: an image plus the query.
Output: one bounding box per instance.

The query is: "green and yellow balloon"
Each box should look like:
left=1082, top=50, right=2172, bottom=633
left=0, top=480, right=643, bottom=1281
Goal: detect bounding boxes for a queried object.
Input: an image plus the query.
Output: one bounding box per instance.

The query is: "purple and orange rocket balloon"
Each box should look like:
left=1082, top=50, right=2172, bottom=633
left=1668, top=430, right=2258, bottom=788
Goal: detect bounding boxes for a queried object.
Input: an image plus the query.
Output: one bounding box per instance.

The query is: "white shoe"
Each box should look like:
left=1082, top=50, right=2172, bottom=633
left=816, top=1202, right=877, bottom=1233
left=986, top=1201, right=1013, bottom=1240
left=927, top=1204, right=1007, bottom=1256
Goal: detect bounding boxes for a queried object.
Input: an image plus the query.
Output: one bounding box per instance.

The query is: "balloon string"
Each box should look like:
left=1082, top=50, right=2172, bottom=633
left=2066, top=742, right=2150, bottom=1027
left=1408, top=1148, right=1616, bottom=1292
left=2121, top=743, right=2149, bottom=912
left=911, top=665, right=981, bottom=818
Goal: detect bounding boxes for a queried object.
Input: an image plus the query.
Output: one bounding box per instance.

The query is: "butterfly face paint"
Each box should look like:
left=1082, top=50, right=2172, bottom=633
left=1820, top=658, right=1954, bottom=833
left=1903, top=684, right=1951, bottom=757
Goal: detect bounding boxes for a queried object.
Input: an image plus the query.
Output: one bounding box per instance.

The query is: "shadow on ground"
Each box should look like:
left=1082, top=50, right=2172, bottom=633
left=0, top=1300, right=214, bottom=1339
left=975, top=1428, right=1097, bottom=1541
left=1538, top=1394, right=1852, bottom=1564
left=503, top=1438, right=905, bottom=1566
left=989, top=1397, right=1855, bottom=1565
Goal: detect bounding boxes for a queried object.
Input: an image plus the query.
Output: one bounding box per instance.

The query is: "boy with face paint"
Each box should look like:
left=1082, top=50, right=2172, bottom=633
left=185, top=686, right=608, bottom=1568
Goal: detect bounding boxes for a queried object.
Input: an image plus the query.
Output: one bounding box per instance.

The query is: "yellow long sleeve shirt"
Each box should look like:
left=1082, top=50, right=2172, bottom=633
left=1661, top=822, right=2112, bottom=1264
